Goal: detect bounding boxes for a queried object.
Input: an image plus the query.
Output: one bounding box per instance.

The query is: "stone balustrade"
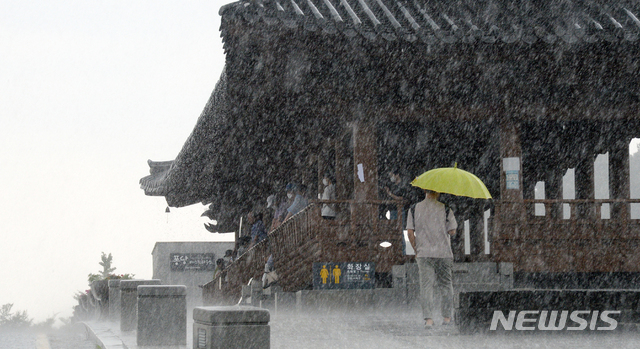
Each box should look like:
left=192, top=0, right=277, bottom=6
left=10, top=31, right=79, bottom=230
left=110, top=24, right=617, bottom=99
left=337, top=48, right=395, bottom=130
left=137, top=285, right=187, bottom=346
left=193, top=306, right=270, bottom=349
left=119, top=279, right=161, bottom=331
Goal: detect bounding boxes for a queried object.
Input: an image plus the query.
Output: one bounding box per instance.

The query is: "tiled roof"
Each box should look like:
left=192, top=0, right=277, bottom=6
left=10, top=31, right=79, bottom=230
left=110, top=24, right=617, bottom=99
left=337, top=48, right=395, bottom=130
left=140, top=70, right=231, bottom=206
left=221, top=0, right=640, bottom=44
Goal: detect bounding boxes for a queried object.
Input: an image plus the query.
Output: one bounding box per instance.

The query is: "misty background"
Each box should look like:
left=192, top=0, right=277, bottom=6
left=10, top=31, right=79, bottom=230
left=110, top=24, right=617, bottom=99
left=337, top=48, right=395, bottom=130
left=0, top=0, right=232, bottom=323
left=2, top=0, right=640, bottom=325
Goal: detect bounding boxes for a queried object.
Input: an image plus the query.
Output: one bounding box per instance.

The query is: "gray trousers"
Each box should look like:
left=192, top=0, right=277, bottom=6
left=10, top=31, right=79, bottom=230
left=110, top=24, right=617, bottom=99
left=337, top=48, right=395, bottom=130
left=416, top=257, right=453, bottom=321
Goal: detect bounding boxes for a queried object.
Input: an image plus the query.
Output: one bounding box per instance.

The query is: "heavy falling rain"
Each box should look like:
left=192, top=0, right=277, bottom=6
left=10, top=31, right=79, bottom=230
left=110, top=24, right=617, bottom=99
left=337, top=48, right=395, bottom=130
left=4, top=0, right=640, bottom=348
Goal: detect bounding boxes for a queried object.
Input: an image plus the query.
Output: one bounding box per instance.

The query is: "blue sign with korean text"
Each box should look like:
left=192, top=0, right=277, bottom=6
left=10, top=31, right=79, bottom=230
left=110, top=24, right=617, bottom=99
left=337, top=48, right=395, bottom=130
left=313, top=262, right=375, bottom=289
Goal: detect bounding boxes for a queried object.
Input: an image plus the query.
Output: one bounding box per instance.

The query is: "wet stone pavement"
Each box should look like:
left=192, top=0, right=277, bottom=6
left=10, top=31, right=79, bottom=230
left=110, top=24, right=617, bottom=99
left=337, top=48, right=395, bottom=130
left=72, top=303, right=640, bottom=349
left=0, top=330, right=37, bottom=349
left=47, top=326, right=96, bottom=349
left=269, top=305, right=640, bottom=349
left=0, top=325, right=95, bottom=349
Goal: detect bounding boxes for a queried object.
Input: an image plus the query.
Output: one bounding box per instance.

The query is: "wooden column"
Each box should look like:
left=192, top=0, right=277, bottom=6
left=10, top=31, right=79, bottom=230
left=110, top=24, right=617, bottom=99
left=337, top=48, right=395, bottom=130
left=352, top=121, right=378, bottom=202
left=495, top=117, right=526, bottom=270
left=317, top=138, right=332, bottom=196
left=335, top=127, right=352, bottom=201
left=560, top=168, right=577, bottom=220
left=350, top=113, right=379, bottom=238
left=499, top=118, right=525, bottom=225
left=317, top=153, right=325, bottom=197
left=545, top=170, right=562, bottom=219
left=610, top=136, right=630, bottom=221
left=575, top=157, right=595, bottom=219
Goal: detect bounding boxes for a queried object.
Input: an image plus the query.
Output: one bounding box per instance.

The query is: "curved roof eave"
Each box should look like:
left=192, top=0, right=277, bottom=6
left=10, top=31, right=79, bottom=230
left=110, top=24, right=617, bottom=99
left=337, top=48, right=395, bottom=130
left=140, top=68, right=230, bottom=207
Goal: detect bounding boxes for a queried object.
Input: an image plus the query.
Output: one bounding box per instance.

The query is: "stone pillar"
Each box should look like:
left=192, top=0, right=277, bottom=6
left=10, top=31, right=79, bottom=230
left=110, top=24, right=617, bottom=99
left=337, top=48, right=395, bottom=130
left=90, top=280, right=109, bottom=321
left=193, top=306, right=270, bottom=349
left=120, top=279, right=161, bottom=331
left=137, top=285, right=187, bottom=346
left=108, top=279, right=121, bottom=322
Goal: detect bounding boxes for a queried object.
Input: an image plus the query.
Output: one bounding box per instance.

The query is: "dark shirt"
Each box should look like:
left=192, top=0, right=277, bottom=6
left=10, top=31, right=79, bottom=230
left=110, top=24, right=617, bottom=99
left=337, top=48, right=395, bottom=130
left=251, top=220, right=268, bottom=244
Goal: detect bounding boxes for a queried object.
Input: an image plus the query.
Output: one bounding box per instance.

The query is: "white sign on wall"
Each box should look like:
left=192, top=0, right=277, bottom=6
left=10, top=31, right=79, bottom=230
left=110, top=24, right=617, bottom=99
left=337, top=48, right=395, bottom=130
left=503, top=157, right=520, bottom=190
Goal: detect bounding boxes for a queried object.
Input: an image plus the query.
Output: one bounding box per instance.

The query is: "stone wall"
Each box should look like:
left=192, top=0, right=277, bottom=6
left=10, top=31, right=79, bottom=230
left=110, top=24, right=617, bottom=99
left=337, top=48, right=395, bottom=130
left=152, top=241, right=235, bottom=312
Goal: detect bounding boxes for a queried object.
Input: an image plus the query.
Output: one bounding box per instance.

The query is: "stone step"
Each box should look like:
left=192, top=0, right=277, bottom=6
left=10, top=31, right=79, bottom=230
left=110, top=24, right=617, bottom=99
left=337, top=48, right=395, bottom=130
left=456, top=289, right=640, bottom=334
left=458, top=289, right=640, bottom=309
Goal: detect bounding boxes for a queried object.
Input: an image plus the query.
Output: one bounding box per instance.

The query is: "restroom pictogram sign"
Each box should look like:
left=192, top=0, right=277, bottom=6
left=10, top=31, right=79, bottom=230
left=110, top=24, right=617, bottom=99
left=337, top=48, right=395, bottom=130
left=312, top=262, right=375, bottom=289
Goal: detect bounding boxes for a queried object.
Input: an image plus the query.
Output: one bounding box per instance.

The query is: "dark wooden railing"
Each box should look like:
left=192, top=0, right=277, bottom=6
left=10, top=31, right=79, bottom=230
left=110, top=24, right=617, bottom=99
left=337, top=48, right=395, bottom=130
left=202, top=200, right=405, bottom=305
left=495, top=199, right=640, bottom=238
left=203, top=204, right=318, bottom=305
left=492, top=199, right=640, bottom=273
left=499, top=199, right=640, bottom=218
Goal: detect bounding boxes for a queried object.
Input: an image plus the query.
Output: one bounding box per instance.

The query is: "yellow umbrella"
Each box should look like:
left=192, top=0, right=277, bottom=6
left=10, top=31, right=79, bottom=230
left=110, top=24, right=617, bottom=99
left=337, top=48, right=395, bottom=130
left=411, top=163, right=492, bottom=199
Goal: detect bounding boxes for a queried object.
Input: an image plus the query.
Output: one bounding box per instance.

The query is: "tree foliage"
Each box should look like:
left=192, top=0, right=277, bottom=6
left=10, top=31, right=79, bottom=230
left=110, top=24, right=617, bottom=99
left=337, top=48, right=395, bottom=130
left=0, top=303, right=32, bottom=329
left=87, top=252, right=130, bottom=283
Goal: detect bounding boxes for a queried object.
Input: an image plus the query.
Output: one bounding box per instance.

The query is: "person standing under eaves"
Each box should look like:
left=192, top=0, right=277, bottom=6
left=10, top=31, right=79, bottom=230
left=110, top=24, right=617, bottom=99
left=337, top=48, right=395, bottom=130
left=320, top=172, right=336, bottom=220
left=248, top=210, right=268, bottom=249
left=284, top=183, right=309, bottom=222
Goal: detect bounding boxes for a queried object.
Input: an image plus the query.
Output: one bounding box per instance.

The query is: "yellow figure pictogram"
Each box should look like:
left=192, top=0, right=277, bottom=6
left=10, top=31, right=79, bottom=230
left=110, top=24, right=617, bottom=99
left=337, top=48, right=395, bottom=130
left=333, top=265, right=341, bottom=284
left=320, top=265, right=329, bottom=284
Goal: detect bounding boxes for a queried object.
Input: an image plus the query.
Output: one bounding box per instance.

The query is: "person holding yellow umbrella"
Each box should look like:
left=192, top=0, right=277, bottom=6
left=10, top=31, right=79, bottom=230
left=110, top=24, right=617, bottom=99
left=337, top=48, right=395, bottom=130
left=406, top=163, right=492, bottom=329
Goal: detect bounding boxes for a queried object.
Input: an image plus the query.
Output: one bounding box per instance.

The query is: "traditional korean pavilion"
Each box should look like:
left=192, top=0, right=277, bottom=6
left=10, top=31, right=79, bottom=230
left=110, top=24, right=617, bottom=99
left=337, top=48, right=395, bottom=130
left=141, top=0, right=640, bottom=302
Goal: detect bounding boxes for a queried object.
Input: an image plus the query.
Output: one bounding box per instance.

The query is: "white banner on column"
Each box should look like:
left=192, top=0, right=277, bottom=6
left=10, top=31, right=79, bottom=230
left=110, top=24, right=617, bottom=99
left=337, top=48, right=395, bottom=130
left=484, top=209, right=491, bottom=255
left=464, top=220, right=471, bottom=255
